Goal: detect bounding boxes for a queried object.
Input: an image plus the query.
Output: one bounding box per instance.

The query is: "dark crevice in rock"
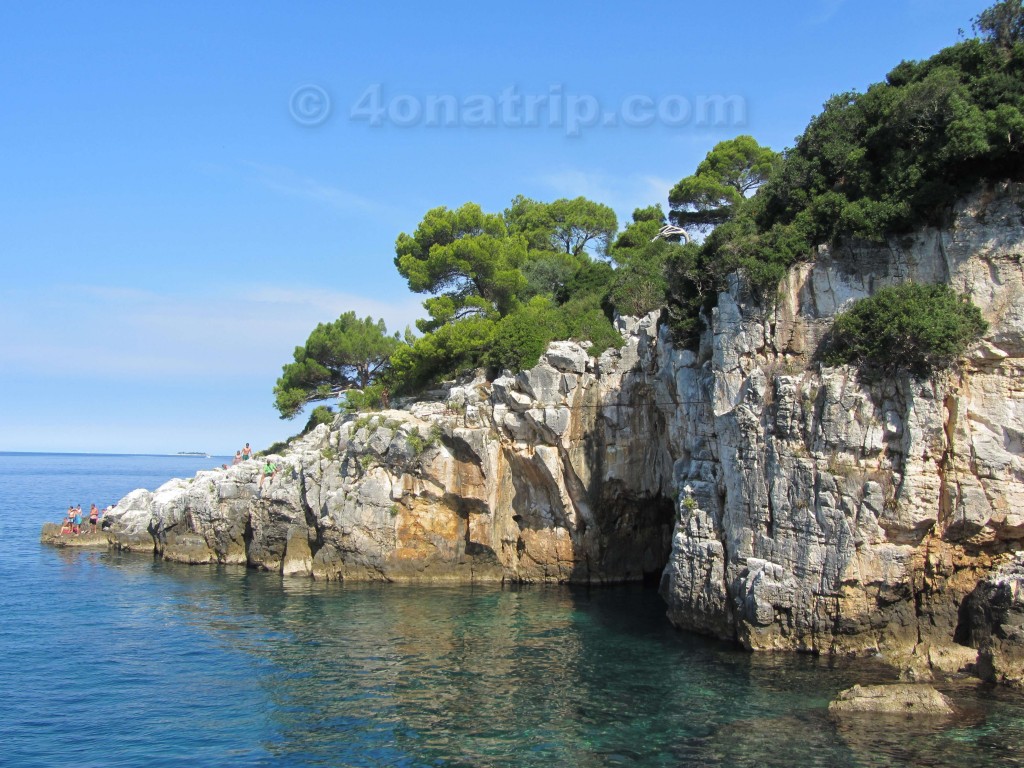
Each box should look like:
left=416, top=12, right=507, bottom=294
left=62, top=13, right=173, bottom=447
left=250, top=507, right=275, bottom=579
left=243, top=512, right=255, bottom=565
left=296, top=467, right=324, bottom=562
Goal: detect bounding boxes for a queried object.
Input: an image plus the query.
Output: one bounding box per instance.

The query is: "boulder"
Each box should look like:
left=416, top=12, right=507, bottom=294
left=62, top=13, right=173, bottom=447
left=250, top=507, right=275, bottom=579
left=828, top=684, right=955, bottom=716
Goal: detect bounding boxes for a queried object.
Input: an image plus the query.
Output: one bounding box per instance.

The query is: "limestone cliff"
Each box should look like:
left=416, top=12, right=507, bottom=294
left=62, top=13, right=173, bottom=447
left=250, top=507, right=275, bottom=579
left=55, top=183, right=1024, bottom=682
left=657, top=182, right=1024, bottom=682
left=97, top=318, right=677, bottom=585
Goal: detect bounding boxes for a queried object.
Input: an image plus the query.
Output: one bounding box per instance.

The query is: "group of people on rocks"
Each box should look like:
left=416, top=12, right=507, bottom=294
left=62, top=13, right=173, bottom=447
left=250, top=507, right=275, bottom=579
left=58, top=444, right=282, bottom=536
left=231, top=442, right=254, bottom=465
left=61, top=503, right=103, bottom=535
left=228, top=442, right=278, bottom=491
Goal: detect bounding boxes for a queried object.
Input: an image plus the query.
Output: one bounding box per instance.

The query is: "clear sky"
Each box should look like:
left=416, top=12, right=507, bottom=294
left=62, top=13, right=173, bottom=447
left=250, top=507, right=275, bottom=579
left=0, top=0, right=991, bottom=455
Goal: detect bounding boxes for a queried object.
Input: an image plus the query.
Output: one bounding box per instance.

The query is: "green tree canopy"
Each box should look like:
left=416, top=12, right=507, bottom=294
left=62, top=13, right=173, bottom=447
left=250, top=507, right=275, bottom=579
left=668, top=135, right=780, bottom=235
left=273, top=312, right=401, bottom=418
left=611, top=205, right=666, bottom=251
left=386, top=196, right=624, bottom=390
left=394, top=202, right=528, bottom=332
left=607, top=205, right=676, bottom=317
left=505, top=195, right=618, bottom=258
left=973, top=0, right=1024, bottom=50
left=277, top=195, right=626, bottom=406
left=660, top=4, right=1024, bottom=354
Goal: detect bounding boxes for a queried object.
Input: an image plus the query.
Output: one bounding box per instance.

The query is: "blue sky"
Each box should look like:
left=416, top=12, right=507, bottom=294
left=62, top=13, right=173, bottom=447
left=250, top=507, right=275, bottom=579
left=0, top=0, right=991, bottom=454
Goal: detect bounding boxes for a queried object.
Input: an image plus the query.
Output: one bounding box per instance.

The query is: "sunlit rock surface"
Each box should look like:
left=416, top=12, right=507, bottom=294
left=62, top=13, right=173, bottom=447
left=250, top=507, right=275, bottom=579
left=658, top=183, right=1024, bottom=676
left=828, top=684, right=955, bottom=716
left=58, top=183, right=1024, bottom=679
left=97, top=311, right=676, bottom=585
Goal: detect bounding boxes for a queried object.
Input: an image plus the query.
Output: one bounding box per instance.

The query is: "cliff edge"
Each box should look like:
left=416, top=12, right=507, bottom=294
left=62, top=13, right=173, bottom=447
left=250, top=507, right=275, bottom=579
left=658, top=182, right=1024, bottom=683
left=88, top=311, right=676, bottom=585
left=45, top=183, right=1024, bottom=684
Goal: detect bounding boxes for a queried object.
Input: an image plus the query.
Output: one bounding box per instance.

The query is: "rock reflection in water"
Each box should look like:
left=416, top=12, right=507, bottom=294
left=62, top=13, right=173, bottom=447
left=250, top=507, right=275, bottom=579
left=127, top=555, right=1024, bottom=768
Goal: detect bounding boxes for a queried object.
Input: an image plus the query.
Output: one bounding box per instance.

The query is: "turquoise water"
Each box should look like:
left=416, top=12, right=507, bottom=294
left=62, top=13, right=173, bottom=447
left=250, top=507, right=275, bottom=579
left=3, top=452, right=1024, bottom=767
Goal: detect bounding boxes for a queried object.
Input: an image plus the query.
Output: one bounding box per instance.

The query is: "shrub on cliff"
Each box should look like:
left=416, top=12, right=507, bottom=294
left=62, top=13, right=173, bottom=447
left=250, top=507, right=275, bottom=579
left=304, top=405, right=336, bottom=432
left=484, top=297, right=565, bottom=372
left=664, top=2, right=1024, bottom=342
left=823, top=283, right=988, bottom=378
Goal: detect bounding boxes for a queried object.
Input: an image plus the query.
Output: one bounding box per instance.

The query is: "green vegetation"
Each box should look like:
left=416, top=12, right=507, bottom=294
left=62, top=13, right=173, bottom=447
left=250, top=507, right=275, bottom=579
left=608, top=205, right=677, bottom=317
left=506, top=195, right=618, bottom=258
left=351, top=414, right=380, bottom=433
left=661, top=2, right=1023, bottom=345
left=343, top=382, right=391, bottom=413
left=668, top=135, right=780, bottom=234
left=824, top=283, right=988, bottom=377
left=304, top=405, right=336, bottom=432
left=259, top=441, right=289, bottom=457
left=272, top=2, right=1018, bottom=414
left=713, top=8, right=1021, bottom=283
left=388, top=196, right=626, bottom=392
left=405, top=425, right=442, bottom=457
left=662, top=136, right=780, bottom=343
left=274, top=312, right=401, bottom=418
left=973, top=0, right=1024, bottom=50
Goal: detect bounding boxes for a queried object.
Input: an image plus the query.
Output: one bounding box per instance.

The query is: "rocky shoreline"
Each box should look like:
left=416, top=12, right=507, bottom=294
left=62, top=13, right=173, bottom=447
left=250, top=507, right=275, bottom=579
left=42, top=185, right=1024, bottom=690
left=40, top=524, right=111, bottom=548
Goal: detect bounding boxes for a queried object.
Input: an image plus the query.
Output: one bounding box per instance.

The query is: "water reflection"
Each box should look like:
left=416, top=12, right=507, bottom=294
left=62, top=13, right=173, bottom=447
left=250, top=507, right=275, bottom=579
left=77, top=550, right=1024, bottom=767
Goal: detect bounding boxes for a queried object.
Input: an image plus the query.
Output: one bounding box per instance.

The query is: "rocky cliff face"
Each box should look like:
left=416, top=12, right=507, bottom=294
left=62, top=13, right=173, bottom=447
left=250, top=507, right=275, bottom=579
left=657, top=182, right=1024, bottom=681
left=83, top=184, right=1024, bottom=681
left=100, top=317, right=677, bottom=585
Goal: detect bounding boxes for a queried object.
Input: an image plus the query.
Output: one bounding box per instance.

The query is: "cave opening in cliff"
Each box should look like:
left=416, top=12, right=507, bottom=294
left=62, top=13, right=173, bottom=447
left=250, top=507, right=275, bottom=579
left=591, top=485, right=676, bottom=586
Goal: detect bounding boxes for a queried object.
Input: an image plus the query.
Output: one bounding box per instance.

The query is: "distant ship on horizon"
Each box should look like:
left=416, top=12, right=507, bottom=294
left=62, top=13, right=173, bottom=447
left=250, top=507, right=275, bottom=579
left=175, top=451, right=211, bottom=457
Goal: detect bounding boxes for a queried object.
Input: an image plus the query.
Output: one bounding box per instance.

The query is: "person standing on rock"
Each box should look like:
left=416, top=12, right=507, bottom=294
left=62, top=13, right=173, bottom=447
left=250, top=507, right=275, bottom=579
left=89, top=504, right=99, bottom=534
left=242, top=443, right=253, bottom=461
left=72, top=505, right=82, bottom=535
left=232, top=450, right=243, bottom=465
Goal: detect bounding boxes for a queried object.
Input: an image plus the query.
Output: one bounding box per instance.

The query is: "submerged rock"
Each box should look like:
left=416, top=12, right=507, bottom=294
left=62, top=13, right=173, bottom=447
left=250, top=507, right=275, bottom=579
left=828, top=683, right=955, bottom=716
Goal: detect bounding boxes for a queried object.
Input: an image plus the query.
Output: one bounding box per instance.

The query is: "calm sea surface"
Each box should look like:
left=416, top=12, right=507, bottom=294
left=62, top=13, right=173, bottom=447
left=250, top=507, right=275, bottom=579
left=3, top=452, right=1024, bottom=767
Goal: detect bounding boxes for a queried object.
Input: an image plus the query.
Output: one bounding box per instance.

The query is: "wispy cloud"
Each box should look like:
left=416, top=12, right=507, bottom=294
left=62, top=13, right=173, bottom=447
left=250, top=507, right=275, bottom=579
left=241, top=162, right=393, bottom=217
left=806, top=0, right=846, bottom=26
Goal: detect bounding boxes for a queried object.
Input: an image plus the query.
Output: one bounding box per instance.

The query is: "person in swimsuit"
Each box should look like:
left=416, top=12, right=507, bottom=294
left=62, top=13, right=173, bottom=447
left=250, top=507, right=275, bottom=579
left=242, top=443, right=253, bottom=460
left=73, top=505, right=82, bottom=535
left=89, top=504, right=99, bottom=534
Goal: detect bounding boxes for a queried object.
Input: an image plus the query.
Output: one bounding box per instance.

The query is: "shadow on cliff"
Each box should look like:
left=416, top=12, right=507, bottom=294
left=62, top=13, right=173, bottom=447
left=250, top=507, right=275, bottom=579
left=573, top=481, right=676, bottom=585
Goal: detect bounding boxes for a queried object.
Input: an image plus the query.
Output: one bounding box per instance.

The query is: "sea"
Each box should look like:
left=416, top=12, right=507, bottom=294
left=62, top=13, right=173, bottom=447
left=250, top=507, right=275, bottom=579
left=3, top=451, right=1024, bottom=767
